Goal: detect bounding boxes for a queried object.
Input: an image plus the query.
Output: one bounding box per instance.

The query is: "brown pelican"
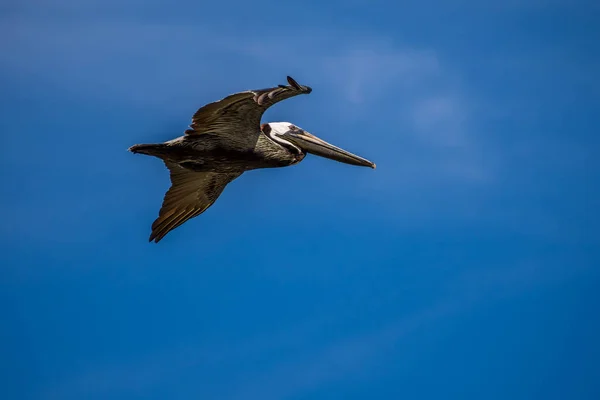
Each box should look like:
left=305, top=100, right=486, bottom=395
left=129, top=76, right=375, bottom=243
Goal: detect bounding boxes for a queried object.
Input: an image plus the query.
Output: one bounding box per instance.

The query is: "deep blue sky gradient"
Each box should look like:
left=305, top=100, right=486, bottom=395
left=1, top=1, right=599, bottom=399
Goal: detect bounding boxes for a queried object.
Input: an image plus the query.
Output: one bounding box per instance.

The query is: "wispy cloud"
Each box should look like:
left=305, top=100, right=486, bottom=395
left=411, top=94, right=468, bottom=146
left=1, top=12, right=497, bottom=241
left=321, top=46, right=440, bottom=105
left=1, top=15, right=486, bottom=173
left=1, top=17, right=441, bottom=114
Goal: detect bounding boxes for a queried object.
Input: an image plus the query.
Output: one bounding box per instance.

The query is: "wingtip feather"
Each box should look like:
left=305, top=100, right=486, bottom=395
left=286, top=76, right=301, bottom=90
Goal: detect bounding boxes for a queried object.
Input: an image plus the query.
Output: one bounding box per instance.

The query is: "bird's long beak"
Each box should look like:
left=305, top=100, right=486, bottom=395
left=283, top=130, right=376, bottom=169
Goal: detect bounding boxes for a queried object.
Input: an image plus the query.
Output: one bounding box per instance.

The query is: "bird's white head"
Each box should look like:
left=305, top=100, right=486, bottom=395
left=260, top=122, right=303, bottom=154
left=260, top=122, right=376, bottom=169
left=263, top=122, right=298, bottom=136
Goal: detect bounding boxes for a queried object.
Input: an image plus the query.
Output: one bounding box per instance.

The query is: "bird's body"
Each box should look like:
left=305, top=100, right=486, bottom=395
left=131, top=130, right=303, bottom=174
left=130, top=76, right=375, bottom=243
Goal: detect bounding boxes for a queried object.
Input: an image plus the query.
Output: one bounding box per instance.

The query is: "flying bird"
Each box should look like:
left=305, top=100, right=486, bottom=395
left=129, top=76, right=375, bottom=243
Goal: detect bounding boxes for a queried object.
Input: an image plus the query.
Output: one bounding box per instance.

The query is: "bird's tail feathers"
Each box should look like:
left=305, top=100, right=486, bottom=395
left=128, top=143, right=168, bottom=158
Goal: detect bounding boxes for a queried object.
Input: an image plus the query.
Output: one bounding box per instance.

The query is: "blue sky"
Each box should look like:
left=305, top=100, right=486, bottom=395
left=1, top=1, right=599, bottom=399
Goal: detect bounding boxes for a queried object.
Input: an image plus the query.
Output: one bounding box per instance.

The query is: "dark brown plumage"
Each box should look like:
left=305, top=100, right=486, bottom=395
left=148, top=161, right=242, bottom=243
left=184, top=76, right=312, bottom=137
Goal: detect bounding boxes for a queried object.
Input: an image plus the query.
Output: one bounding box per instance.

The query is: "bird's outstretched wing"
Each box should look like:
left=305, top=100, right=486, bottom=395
left=184, top=76, right=312, bottom=136
left=149, top=161, right=242, bottom=243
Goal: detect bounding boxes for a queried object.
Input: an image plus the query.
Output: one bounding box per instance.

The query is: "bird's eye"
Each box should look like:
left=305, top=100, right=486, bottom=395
left=261, top=123, right=272, bottom=135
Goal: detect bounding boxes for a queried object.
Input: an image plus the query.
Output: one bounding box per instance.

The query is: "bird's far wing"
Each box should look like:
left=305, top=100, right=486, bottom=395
left=184, top=76, right=312, bottom=136
left=149, top=161, right=242, bottom=243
